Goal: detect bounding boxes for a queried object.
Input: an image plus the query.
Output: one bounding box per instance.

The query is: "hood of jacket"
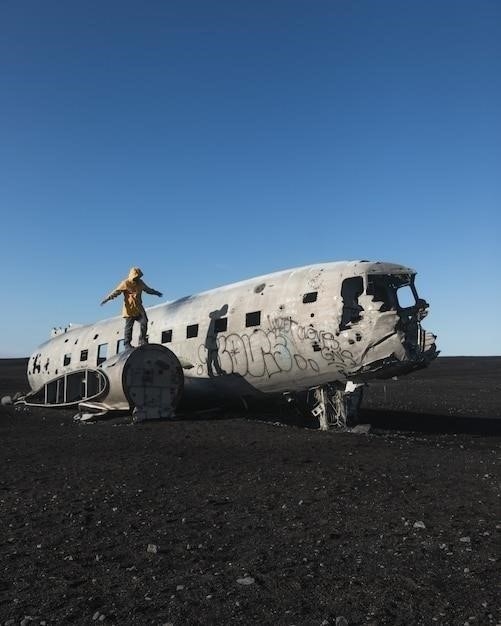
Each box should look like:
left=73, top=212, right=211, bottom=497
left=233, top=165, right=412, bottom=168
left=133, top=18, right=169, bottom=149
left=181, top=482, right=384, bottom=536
left=128, top=267, right=143, bottom=281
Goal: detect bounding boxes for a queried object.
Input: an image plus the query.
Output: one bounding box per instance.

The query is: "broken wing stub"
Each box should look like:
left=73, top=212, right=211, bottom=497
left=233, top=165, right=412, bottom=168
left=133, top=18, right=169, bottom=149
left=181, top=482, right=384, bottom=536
left=78, top=344, right=184, bottom=423
left=20, top=344, right=184, bottom=423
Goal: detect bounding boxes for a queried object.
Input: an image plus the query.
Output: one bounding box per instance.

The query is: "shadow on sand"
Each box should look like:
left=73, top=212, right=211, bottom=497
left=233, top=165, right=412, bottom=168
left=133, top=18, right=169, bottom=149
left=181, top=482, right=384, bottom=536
left=360, top=408, right=501, bottom=437
left=91, top=405, right=501, bottom=436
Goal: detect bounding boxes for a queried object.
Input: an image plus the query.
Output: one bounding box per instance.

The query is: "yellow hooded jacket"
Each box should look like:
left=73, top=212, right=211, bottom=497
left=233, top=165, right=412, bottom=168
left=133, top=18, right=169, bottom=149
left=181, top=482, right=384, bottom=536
left=104, top=267, right=160, bottom=318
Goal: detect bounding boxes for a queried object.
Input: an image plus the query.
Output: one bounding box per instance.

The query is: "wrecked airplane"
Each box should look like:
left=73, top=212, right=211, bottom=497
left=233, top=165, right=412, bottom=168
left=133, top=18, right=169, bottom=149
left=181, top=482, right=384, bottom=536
left=21, top=261, right=438, bottom=428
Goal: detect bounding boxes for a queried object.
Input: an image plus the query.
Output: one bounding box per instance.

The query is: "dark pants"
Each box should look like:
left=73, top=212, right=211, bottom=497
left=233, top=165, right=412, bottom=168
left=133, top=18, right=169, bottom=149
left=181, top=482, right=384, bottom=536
left=124, top=313, right=148, bottom=348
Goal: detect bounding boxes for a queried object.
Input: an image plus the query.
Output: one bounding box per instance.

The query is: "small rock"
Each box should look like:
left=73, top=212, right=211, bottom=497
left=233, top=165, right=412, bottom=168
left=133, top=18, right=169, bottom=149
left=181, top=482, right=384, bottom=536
left=350, top=424, right=371, bottom=434
left=413, top=521, right=426, bottom=529
left=1, top=396, right=12, bottom=406
left=460, top=536, right=471, bottom=543
left=336, top=617, right=349, bottom=626
left=147, top=543, right=158, bottom=554
left=92, top=612, right=100, bottom=621
left=176, top=585, right=185, bottom=591
left=236, top=576, right=255, bottom=585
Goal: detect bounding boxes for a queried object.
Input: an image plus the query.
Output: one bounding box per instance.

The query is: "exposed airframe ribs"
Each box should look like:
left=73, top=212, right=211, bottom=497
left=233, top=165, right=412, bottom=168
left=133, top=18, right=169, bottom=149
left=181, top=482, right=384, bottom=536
left=21, top=368, right=108, bottom=408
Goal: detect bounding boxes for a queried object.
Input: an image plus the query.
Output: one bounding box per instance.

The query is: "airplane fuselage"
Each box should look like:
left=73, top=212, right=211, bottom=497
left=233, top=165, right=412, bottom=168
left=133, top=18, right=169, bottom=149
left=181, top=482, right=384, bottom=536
left=27, top=261, right=438, bottom=406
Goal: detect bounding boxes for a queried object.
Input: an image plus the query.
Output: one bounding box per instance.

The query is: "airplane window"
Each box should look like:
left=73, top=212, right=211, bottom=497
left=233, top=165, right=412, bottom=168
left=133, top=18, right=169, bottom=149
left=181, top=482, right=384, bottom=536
left=303, top=292, right=318, bottom=303
left=80, top=349, right=88, bottom=362
left=367, top=274, right=415, bottom=311
left=214, top=318, right=228, bottom=333
left=186, top=324, right=199, bottom=339
left=246, top=311, right=261, bottom=327
left=366, top=275, right=393, bottom=311
left=161, top=330, right=173, bottom=343
left=63, top=354, right=71, bottom=366
left=396, top=285, right=415, bottom=308
left=116, top=339, right=125, bottom=353
left=97, top=343, right=108, bottom=365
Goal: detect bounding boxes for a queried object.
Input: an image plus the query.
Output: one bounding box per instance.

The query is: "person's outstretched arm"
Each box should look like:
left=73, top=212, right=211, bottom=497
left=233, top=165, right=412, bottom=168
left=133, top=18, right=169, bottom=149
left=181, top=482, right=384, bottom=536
left=142, top=283, right=163, bottom=297
left=100, top=288, right=122, bottom=305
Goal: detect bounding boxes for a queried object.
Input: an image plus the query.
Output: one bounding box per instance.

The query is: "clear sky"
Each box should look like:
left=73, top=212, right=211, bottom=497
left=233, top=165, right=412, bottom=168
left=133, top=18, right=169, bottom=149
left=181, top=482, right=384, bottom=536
left=1, top=0, right=499, bottom=357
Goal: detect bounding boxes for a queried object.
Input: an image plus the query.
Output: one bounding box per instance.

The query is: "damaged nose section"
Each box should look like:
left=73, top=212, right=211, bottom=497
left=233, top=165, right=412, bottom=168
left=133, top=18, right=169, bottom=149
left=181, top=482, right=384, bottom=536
left=354, top=306, right=439, bottom=380
left=337, top=271, right=438, bottom=381
left=308, top=287, right=439, bottom=431
left=340, top=272, right=439, bottom=380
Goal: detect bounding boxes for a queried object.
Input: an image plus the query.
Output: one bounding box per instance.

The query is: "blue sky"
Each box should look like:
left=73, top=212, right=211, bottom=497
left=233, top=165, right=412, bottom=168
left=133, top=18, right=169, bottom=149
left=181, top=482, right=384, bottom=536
left=1, top=0, right=499, bottom=357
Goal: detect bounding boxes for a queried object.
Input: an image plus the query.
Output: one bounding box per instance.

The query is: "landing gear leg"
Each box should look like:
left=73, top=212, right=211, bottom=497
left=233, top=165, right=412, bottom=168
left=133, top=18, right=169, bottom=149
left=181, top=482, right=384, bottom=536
left=310, top=382, right=364, bottom=430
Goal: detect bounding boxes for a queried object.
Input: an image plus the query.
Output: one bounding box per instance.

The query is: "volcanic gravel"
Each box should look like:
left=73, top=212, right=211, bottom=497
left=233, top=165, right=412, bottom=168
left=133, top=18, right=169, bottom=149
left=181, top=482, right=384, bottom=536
left=0, top=357, right=500, bottom=625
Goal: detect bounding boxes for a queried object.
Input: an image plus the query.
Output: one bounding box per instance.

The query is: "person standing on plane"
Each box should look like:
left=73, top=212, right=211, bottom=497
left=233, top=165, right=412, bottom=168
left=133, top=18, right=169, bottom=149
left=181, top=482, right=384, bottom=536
left=100, top=267, right=163, bottom=348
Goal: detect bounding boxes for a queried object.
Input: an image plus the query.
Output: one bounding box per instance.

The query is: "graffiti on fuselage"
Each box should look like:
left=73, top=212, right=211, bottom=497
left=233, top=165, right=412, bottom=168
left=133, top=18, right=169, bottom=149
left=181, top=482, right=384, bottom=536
left=196, top=315, right=356, bottom=378
left=32, top=353, right=41, bottom=375
left=268, top=315, right=357, bottom=370
left=197, top=328, right=302, bottom=378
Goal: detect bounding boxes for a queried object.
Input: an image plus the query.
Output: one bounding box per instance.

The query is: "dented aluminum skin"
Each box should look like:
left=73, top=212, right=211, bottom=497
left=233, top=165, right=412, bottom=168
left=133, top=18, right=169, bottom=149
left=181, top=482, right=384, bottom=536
left=26, top=261, right=438, bottom=423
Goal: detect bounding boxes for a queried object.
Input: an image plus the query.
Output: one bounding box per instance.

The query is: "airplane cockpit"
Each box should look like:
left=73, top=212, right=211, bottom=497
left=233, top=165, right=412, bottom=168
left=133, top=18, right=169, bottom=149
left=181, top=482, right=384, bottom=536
left=366, top=273, right=419, bottom=312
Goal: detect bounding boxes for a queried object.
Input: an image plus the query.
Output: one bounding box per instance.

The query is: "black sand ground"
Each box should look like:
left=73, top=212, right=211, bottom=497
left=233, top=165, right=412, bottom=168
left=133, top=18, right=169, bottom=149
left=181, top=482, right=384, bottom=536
left=1, top=357, right=500, bottom=625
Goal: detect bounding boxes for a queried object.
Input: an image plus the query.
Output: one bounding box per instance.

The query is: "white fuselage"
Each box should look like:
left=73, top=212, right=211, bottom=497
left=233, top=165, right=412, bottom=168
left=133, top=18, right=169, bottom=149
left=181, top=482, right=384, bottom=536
left=28, top=261, right=438, bottom=400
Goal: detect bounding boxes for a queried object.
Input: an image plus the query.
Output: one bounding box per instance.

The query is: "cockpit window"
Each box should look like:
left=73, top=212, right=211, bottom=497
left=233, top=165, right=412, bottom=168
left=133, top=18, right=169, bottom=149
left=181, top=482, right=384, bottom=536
left=340, top=277, right=364, bottom=330
left=396, top=284, right=415, bottom=308
left=367, top=274, right=417, bottom=311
